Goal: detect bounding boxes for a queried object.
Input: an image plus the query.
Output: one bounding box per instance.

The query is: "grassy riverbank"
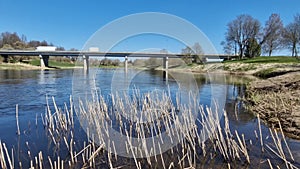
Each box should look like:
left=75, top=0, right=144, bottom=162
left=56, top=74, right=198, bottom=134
left=29, top=59, right=76, bottom=68
left=189, top=56, right=300, bottom=77
left=0, top=59, right=76, bottom=70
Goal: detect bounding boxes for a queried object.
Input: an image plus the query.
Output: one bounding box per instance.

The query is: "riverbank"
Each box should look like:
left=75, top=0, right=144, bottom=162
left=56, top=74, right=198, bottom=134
left=0, top=62, right=82, bottom=70
left=245, top=72, right=300, bottom=139
left=0, top=62, right=46, bottom=70
left=190, top=61, right=300, bottom=76
left=188, top=57, right=300, bottom=139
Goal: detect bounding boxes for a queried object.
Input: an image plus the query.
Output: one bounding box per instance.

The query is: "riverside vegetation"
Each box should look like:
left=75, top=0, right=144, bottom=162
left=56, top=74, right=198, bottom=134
left=0, top=90, right=299, bottom=168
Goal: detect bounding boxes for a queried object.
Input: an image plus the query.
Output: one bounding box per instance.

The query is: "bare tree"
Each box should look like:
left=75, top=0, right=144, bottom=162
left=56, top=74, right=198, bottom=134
left=282, top=14, right=300, bottom=57
left=181, top=43, right=205, bottom=64
left=221, top=41, right=236, bottom=55
left=224, top=14, right=261, bottom=59
left=181, top=46, right=193, bottom=64
left=192, top=42, right=205, bottom=63
left=0, top=32, right=21, bottom=48
left=262, top=14, right=284, bottom=56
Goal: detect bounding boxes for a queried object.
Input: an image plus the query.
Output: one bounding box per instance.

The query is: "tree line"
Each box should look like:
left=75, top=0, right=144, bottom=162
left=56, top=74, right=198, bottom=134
left=222, top=13, right=300, bottom=59
left=0, top=31, right=68, bottom=51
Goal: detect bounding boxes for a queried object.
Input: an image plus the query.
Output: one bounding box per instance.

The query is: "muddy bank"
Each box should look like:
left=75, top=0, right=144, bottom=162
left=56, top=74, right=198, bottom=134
left=245, top=72, right=300, bottom=139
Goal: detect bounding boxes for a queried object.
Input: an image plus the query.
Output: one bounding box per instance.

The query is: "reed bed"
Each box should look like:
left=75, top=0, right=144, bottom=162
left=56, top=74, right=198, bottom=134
left=0, top=90, right=298, bottom=168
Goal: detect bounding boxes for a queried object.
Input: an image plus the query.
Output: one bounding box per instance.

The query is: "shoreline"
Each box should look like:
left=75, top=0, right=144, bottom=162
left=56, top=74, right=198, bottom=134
left=245, top=72, right=300, bottom=139
left=0, top=62, right=83, bottom=70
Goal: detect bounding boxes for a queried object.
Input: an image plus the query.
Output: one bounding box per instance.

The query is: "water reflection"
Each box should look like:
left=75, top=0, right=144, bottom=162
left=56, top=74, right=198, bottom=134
left=1, top=69, right=298, bottom=168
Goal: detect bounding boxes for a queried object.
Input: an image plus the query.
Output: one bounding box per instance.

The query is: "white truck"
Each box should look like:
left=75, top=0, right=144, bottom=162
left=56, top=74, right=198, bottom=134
left=36, top=46, right=57, bottom=51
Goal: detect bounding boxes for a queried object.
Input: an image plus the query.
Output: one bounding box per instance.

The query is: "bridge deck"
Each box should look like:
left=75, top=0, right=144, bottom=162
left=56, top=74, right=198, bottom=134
left=0, top=50, right=237, bottom=59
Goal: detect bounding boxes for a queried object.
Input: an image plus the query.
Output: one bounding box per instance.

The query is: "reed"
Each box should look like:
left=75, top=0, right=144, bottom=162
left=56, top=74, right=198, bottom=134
left=0, top=90, right=298, bottom=168
left=16, top=104, right=20, bottom=136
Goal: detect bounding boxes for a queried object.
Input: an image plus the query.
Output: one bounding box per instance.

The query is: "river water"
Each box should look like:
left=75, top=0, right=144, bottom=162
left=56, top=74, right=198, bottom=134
left=0, top=69, right=299, bottom=168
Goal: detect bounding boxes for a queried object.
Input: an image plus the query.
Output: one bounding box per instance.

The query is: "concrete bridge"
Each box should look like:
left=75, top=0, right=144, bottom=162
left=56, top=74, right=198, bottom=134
left=0, top=50, right=237, bottom=70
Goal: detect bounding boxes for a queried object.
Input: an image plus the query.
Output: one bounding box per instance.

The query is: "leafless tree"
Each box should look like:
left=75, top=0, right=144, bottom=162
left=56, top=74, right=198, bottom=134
left=221, top=41, right=236, bottom=55
left=282, top=14, right=300, bottom=57
left=224, top=14, right=261, bottom=59
left=261, top=14, right=284, bottom=56
left=0, top=32, right=21, bottom=48
left=181, top=46, right=193, bottom=64
left=192, top=42, right=205, bottom=63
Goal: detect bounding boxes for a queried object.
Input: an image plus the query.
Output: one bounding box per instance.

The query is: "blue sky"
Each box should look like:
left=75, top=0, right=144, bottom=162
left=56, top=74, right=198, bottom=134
left=0, top=0, right=299, bottom=54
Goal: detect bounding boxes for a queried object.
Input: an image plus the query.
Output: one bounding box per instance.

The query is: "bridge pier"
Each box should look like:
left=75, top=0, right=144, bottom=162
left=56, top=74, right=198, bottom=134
left=2, top=54, right=8, bottom=63
left=163, top=56, right=168, bottom=70
left=163, top=56, right=169, bottom=80
left=83, top=55, right=89, bottom=71
left=39, top=55, right=49, bottom=68
left=124, top=55, right=128, bottom=72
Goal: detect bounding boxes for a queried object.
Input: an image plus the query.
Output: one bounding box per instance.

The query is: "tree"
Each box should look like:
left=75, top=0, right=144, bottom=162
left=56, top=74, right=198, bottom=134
left=181, top=46, right=193, bottom=64
left=181, top=43, right=205, bottom=64
left=282, top=14, right=300, bottom=57
left=70, top=48, right=78, bottom=51
left=28, top=40, right=41, bottom=48
left=245, top=38, right=261, bottom=58
left=0, top=32, right=21, bottom=48
left=145, top=58, right=160, bottom=68
left=262, top=14, right=284, bottom=56
left=192, top=42, right=205, bottom=63
left=221, top=41, right=236, bottom=55
left=56, top=46, right=65, bottom=51
left=40, top=40, right=49, bottom=46
left=224, top=14, right=261, bottom=59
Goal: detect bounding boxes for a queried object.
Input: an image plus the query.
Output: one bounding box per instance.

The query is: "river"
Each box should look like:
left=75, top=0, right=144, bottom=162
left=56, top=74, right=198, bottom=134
left=0, top=69, right=299, bottom=168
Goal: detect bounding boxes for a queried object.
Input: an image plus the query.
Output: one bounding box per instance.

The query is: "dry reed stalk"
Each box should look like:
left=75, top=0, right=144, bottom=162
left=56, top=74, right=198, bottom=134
left=30, top=160, right=33, bottom=169
left=158, top=143, right=166, bottom=169
left=39, top=151, right=43, bottom=169
left=257, top=114, right=264, bottom=152
left=0, top=141, right=7, bottom=169
left=265, top=144, right=297, bottom=169
left=16, top=104, right=20, bottom=135
left=2, top=143, right=13, bottom=169
left=87, top=143, right=104, bottom=164
left=267, top=159, right=273, bottom=169
left=48, top=156, right=53, bottom=169
left=11, top=148, right=14, bottom=169
left=168, top=162, right=174, bottom=169
left=278, top=121, right=294, bottom=162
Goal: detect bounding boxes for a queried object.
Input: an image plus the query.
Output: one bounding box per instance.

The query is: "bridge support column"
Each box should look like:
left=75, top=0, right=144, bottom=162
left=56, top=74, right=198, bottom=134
left=163, top=56, right=168, bottom=81
left=83, top=55, right=89, bottom=71
left=39, top=55, right=49, bottom=68
left=163, top=56, right=168, bottom=70
left=124, top=55, right=128, bottom=72
left=2, top=55, right=8, bottom=63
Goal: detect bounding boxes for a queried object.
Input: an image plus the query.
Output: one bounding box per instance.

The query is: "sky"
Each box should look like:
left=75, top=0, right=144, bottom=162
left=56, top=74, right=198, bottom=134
left=0, top=0, right=299, bottom=55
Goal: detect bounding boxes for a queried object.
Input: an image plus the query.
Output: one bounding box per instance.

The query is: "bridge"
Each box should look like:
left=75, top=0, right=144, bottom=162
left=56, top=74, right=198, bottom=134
left=0, top=50, right=237, bottom=70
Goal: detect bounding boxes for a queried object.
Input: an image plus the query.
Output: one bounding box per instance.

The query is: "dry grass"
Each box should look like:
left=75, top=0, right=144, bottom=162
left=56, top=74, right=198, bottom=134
left=0, top=91, right=298, bottom=168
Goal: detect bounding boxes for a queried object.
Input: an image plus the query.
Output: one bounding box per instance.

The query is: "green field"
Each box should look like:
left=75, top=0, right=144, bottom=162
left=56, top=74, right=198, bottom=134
left=224, top=56, right=300, bottom=64
left=29, top=59, right=75, bottom=68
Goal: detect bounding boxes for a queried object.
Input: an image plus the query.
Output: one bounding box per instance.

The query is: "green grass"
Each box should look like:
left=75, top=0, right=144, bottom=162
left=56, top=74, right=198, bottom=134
left=224, top=56, right=300, bottom=64
left=253, top=68, right=276, bottom=78
left=235, top=64, right=256, bottom=71
left=29, top=59, right=75, bottom=68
